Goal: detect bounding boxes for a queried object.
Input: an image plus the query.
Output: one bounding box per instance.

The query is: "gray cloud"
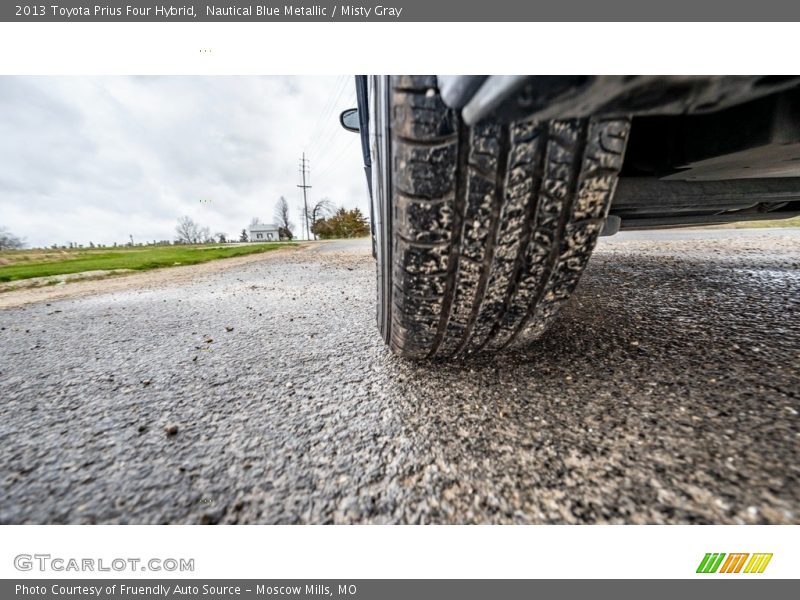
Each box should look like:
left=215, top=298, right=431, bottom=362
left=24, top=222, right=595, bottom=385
left=0, top=76, right=366, bottom=247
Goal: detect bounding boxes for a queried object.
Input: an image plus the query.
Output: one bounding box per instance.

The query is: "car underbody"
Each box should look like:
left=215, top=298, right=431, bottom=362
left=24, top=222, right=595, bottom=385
left=437, top=75, right=800, bottom=232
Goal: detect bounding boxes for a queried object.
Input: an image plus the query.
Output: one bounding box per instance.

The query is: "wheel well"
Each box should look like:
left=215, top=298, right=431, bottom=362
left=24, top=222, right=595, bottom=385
left=612, top=87, right=800, bottom=229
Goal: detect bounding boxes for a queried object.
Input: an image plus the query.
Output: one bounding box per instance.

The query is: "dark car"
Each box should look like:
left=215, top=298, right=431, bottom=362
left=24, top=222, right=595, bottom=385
left=341, top=75, right=800, bottom=358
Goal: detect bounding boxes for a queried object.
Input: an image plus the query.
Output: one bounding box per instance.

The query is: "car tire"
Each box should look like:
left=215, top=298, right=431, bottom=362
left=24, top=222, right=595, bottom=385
left=381, top=75, right=630, bottom=358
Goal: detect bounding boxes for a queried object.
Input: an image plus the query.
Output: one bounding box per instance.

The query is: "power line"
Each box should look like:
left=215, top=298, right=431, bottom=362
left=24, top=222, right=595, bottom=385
left=309, top=89, right=357, bottom=158
left=313, top=136, right=358, bottom=182
left=306, top=75, right=346, bottom=140
left=307, top=86, right=356, bottom=162
left=297, top=152, right=312, bottom=240
left=311, top=88, right=356, bottom=154
left=305, top=76, right=350, bottom=149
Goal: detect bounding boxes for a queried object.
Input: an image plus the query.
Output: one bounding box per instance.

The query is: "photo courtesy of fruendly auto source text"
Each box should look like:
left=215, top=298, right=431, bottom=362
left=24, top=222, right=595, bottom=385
left=0, top=1, right=798, bottom=596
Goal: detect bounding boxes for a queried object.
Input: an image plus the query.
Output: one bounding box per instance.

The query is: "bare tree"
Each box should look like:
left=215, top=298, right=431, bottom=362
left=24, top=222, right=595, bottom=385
left=303, top=199, right=335, bottom=240
left=175, top=216, right=201, bottom=244
left=0, top=227, right=25, bottom=250
left=198, top=226, right=213, bottom=244
left=274, top=196, right=294, bottom=240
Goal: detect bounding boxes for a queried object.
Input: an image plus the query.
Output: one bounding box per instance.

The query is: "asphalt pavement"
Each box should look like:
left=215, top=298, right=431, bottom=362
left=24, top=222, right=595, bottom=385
left=0, top=230, right=798, bottom=524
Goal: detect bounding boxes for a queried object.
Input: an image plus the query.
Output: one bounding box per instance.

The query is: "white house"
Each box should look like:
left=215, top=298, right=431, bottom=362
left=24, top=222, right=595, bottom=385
left=249, top=223, right=280, bottom=242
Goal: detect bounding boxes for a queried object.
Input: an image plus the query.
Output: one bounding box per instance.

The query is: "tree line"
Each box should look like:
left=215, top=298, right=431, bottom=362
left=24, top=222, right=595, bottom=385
left=311, top=207, right=369, bottom=239
left=0, top=196, right=370, bottom=251
left=257, top=196, right=369, bottom=241
left=0, top=227, right=24, bottom=250
left=176, top=196, right=368, bottom=245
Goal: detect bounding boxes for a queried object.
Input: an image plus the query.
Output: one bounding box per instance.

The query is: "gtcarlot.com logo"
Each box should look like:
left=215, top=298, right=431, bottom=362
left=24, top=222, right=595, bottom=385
left=14, top=554, right=195, bottom=572
left=696, top=553, right=773, bottom=574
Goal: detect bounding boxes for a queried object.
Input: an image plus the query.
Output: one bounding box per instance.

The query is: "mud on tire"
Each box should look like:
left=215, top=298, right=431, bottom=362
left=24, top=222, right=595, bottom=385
left=388, top=75, right=630, bottom=358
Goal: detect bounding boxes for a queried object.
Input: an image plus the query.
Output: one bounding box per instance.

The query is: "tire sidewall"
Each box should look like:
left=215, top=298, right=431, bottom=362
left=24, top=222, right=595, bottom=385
left=371, top=75, right=393, bottom=345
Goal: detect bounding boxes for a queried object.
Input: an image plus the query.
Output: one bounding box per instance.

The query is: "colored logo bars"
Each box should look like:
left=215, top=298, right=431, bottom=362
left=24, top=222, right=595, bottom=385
left=696, top=553, right=773, bottom=574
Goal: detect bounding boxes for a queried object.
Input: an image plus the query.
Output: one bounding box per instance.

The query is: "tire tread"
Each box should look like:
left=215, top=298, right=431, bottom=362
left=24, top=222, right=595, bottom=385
left=388, top=76, right=629, bottom=357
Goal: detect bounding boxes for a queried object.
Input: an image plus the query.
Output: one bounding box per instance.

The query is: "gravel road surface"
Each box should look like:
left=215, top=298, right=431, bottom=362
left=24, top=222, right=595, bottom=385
left=1, top=230, right=798, bottom=524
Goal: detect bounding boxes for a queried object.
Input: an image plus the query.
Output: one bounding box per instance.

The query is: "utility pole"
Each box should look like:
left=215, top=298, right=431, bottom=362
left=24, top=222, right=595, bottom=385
left=297, top=152, right=312, bottom=240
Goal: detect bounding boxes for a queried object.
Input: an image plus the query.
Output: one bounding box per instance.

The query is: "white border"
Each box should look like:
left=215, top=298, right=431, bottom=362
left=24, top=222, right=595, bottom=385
left=1, top=525, right=797, bottom=579
left=1, top=19, right=798, bottom=582
left=1, top=23, right=799, bottom=75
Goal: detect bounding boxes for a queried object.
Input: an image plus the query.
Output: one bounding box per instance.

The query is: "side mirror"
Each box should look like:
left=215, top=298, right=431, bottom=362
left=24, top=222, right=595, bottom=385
left=339, top=108, right=360, bottom=132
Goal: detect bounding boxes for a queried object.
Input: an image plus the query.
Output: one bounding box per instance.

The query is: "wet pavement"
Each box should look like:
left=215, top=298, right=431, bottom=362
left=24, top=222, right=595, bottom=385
left=0, top=230, right=798, bottom=523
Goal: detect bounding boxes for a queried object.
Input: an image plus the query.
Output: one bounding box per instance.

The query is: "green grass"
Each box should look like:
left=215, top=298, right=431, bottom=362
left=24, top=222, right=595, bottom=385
left=0, top=243, right=290, bottom=283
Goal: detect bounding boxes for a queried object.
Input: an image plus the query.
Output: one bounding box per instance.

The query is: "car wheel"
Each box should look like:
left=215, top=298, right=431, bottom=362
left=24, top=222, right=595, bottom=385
left=379, top=75, right=630, bottom=358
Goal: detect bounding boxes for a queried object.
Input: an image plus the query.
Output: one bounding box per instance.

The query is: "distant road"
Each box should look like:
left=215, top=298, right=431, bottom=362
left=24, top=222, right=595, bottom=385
left=303, top=237, right=372, bottom=253
left=612, top=227, right=800, bottom=241
left=1, top=229, right=798, bottom=524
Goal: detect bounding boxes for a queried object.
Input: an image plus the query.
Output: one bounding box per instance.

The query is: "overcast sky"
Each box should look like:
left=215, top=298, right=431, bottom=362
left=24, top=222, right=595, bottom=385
left=0, top=76, right=367, bottom=247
